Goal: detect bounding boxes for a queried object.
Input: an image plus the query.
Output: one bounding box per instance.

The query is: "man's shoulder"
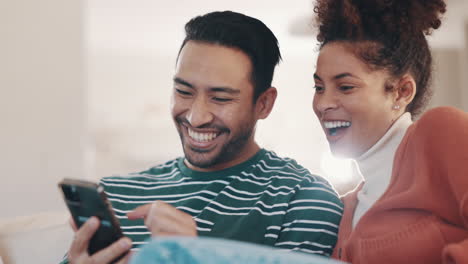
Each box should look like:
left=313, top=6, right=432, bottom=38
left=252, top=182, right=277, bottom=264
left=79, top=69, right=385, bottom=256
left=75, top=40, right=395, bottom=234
left=259, top=150, right=331, bottom=186
left=100, top=157, right=182, bottom=183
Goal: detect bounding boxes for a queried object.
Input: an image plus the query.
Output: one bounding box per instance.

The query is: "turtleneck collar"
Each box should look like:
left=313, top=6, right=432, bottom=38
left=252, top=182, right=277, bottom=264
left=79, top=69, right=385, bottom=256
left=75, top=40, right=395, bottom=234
left=351, top=112, right=413, bottom=227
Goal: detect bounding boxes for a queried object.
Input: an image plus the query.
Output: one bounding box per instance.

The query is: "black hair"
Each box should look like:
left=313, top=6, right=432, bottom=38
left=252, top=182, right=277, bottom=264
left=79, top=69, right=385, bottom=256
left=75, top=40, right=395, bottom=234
left=179, top=11, right=282, bottom=102
left=314, top=0, right=446, bottom=116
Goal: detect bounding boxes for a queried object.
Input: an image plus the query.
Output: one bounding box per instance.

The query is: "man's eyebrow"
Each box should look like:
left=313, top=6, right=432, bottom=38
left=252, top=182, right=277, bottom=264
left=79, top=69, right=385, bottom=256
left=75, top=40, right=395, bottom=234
left=313, top=73, right=322, bottom=81
left=173, top=77, right=194, bottom=88
left=209, top=87, right=240, bottom=94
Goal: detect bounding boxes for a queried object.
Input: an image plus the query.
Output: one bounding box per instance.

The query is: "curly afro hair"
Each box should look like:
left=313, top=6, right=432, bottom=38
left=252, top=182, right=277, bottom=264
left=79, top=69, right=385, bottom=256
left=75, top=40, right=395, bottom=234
left=314, top=0, right=446, bottom=116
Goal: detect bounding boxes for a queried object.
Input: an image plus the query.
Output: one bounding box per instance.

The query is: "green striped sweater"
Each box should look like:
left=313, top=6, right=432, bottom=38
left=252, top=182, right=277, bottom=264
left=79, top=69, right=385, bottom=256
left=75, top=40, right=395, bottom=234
left=103, top=149, right=342, bottom=256
left=61, top=149, right=343, bottom=262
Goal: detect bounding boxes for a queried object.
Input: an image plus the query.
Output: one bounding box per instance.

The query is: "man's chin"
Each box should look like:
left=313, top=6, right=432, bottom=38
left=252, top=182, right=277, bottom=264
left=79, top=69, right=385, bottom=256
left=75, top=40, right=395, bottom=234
left=184, top=147, right=221, bottom=169
left=185, top=156, right=218, bottom=169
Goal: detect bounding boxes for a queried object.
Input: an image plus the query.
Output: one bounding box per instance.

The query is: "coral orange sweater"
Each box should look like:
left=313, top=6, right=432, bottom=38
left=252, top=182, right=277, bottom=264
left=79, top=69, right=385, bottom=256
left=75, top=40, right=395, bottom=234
left=332, top=107, right=468, bottom=264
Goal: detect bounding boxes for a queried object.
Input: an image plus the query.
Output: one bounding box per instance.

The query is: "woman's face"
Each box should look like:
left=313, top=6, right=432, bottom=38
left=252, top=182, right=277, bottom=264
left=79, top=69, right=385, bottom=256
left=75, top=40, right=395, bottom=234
left=313, top=42, right=400, bottom=158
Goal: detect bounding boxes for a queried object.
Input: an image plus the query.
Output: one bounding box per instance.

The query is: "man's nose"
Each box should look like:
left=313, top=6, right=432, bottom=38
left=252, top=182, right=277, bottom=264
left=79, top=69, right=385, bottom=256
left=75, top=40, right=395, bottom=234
left=186, top=97, right=214, bottom=128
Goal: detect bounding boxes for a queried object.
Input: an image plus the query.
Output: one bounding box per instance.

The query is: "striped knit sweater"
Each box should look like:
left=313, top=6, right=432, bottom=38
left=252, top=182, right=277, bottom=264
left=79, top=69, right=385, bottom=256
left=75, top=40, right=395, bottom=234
left=61, top=149, right=343, bottom=263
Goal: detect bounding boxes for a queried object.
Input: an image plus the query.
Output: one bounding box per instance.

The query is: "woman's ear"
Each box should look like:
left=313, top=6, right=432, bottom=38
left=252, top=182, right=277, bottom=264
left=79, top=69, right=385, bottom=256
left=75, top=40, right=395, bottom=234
left=255, top=87, right=277, bottom=120
left=394, top=74, right=417, bottom=110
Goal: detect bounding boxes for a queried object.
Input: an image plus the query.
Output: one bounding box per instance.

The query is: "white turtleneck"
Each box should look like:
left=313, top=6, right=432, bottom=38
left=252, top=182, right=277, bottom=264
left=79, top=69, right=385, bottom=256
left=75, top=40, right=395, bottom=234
left=351, top=112, right=413, bottom=228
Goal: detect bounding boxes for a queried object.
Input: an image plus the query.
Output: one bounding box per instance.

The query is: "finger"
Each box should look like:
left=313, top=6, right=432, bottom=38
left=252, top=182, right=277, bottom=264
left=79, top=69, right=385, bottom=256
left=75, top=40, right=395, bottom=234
left=69, top=216, right=100, bottom=256
left=149, top=201, right=195, bottom=228
left=147, top=214, right=196, bottom=236
left=151, top=201, right=191, bottom=221
left=157, top=218, right=197, bottom=236
left=92, top=237, right=132, bottom=264
left=126, top=204, right=152, bottom=220
left=145, top=201, right=197, bottom=236
left=68, top=217, right=78, bottom=232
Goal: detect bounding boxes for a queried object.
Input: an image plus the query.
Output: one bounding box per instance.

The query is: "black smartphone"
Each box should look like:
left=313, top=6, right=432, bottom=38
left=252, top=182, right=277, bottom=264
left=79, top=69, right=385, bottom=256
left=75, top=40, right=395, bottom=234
left=58, top=178, right=128, bottom=261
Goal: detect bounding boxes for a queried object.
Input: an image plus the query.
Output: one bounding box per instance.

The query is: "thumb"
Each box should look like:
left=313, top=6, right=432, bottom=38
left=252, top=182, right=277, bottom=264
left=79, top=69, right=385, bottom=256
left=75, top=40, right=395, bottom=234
left=127, top=203, right=152, bottom=220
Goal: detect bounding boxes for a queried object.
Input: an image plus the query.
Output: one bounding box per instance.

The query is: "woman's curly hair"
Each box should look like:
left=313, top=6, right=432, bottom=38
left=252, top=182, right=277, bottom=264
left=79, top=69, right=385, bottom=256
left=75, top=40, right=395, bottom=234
left=314, top=0, right=446, bottom=116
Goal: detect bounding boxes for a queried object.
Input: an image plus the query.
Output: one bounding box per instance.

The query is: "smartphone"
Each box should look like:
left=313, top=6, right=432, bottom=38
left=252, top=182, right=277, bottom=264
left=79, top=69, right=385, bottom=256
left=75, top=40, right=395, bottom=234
left=58, top=178, right=128, bottom=260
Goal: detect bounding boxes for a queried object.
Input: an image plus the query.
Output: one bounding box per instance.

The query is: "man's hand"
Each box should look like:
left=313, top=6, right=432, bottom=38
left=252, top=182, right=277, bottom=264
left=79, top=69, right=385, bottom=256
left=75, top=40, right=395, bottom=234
left=67, top=216, right=133, bottom=264
left=127, top=201, right=197, bottom=237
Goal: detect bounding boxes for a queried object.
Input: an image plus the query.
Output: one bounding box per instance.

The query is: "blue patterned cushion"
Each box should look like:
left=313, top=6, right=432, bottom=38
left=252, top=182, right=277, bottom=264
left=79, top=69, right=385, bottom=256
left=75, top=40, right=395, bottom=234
left=130, top=237, right=345, bottom=264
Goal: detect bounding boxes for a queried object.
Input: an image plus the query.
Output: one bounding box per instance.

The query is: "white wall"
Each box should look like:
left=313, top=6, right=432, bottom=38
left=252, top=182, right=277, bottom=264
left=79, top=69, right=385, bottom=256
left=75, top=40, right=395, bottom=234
left=0, top=0, right=85, bottom=218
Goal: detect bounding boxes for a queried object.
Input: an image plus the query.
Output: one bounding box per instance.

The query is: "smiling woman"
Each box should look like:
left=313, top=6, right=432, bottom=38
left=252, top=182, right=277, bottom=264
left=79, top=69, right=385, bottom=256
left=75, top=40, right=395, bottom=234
left=313, top=42, right=402, bottom=158
left=312, top=0, right=468, bottom=263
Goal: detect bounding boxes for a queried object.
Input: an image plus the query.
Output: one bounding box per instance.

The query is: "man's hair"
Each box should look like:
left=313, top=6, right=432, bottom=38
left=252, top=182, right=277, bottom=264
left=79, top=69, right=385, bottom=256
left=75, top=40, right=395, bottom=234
left=179, top=11, right=282, bottom=102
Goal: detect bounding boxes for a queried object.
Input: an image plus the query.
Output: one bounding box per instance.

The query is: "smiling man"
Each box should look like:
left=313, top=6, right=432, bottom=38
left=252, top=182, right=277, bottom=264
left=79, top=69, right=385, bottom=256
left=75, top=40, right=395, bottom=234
left=62, top=11, right=343, bottom=264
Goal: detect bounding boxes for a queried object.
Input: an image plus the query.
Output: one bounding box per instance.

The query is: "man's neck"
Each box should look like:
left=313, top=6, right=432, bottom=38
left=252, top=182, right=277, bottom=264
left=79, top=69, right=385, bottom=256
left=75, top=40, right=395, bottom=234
left=185, top=142, right=261, bottom=172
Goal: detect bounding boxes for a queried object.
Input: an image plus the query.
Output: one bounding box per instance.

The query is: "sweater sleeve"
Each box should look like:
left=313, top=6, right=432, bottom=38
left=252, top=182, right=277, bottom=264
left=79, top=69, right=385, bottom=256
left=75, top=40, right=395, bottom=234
left=442, top=191, right=468, bottom=264
left=273, top=177, right=343, bottom=257
left=414, top=107, right=468, bottom=264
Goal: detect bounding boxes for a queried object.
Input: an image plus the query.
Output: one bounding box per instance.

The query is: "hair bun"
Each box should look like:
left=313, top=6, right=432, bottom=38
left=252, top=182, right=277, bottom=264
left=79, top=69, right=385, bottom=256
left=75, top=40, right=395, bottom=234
left=379, top=0, right=447, bottom=35
left=314, top=0, right=447, bottom=43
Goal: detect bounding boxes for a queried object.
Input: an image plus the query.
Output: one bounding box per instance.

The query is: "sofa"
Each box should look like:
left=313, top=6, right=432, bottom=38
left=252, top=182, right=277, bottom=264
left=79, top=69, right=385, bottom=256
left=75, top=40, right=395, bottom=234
left=0, top=211, right=73, bottom=264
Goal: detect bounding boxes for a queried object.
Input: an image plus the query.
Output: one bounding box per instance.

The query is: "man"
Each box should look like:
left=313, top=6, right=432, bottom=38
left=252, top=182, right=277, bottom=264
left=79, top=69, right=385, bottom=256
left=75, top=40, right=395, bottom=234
left=64, top=11, right=343, bottom=264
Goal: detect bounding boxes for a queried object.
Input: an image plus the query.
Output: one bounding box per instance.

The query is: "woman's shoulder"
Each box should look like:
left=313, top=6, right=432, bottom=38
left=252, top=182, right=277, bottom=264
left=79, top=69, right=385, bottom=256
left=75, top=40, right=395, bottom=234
left=410, top=106, right=468, bottom=141
left=403, top=106, right=468, bottom=165
left=415, top=106, right=467, bottom=130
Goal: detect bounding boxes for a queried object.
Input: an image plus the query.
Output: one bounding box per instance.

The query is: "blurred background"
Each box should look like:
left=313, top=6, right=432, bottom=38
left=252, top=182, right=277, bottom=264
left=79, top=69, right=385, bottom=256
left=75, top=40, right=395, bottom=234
left=2, top=0, right=468, bottom=218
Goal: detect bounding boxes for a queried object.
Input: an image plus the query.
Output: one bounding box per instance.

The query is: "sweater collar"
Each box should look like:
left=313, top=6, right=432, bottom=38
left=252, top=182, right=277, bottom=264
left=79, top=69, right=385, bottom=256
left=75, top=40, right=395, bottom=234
left=353, top=112, right=413, bottom=196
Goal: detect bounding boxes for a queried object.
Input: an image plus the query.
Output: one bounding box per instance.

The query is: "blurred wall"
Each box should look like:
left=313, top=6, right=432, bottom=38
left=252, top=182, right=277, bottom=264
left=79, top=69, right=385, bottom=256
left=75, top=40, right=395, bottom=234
left=0, top=1, right=85, bottom=218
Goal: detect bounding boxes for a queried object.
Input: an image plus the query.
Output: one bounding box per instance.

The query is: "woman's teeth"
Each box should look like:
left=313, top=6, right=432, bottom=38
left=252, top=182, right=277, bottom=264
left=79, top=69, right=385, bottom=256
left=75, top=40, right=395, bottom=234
left=324, top=121, right=351, bottom=129
left=188, top=129, right=218, bottom=142
left=324, top=121, right=351, bottom=136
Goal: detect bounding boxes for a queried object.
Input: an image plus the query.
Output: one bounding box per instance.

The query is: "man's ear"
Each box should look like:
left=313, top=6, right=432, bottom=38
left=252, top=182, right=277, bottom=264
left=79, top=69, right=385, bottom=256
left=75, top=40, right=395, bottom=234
left=255, top=87, right=277, bottom=120
left=394, top=74, right=416, bottom=110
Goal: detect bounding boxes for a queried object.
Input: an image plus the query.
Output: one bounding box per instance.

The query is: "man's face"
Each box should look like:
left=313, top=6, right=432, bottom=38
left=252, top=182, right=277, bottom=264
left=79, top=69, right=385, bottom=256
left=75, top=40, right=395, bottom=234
left=171, top=41, right=259, bottom=171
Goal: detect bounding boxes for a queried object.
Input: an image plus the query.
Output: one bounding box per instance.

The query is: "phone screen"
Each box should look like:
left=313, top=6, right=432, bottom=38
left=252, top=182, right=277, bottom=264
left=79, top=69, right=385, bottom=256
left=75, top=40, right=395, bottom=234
left=59, top=178, right=127, bottom=259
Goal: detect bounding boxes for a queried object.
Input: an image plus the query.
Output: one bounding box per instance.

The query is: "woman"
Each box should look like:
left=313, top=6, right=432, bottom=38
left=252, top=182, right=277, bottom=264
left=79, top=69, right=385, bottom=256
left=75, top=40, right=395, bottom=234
left=312, top=0, right=468, bottom=263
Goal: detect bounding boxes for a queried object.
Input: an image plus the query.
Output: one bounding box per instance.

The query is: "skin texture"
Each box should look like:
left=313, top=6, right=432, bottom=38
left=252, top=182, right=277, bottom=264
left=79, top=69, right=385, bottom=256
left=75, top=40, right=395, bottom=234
left=313, top=42, right=415, bottom=158
left=171, top=40, right=276, bottom=171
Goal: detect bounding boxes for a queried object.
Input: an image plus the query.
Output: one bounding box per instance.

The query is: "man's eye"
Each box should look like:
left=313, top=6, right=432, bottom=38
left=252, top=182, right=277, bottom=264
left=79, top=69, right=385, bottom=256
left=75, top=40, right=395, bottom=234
left=175, top=89, right=192, bottom=96
left=213, top=97, right=232, bottom=102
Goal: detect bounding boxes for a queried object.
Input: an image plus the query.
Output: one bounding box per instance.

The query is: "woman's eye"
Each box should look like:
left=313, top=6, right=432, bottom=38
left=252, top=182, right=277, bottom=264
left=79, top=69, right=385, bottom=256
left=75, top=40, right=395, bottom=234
left=175, top=89, right=192, bottom=96
left=339, top=85, right=355, bottom=91
left=314, top=86, right=324, bottom=93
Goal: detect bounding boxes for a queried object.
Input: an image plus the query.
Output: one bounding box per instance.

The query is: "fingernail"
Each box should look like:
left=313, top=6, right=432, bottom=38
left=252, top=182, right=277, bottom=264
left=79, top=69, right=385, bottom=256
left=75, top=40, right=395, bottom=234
left=89, top=217, right=98, bottom=227
left=120, top=238, right=131, bottom=249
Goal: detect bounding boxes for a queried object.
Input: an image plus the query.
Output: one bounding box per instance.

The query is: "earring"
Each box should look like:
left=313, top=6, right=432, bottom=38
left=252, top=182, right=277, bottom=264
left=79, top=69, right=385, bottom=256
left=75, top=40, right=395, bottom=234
left=393, top=105, right=400, bottom=110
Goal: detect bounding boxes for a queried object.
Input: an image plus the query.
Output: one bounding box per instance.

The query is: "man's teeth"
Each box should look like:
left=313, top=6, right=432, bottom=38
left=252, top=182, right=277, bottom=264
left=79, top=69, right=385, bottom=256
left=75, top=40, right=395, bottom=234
left=324, top=121, right=351, bottom=129
left=188, top=129, right=218, bottom=142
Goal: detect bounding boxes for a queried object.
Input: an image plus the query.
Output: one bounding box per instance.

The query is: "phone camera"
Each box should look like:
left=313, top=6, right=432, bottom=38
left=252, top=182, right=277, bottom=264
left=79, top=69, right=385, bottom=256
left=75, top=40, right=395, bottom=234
left=62, top=185, right=81, bottom=202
